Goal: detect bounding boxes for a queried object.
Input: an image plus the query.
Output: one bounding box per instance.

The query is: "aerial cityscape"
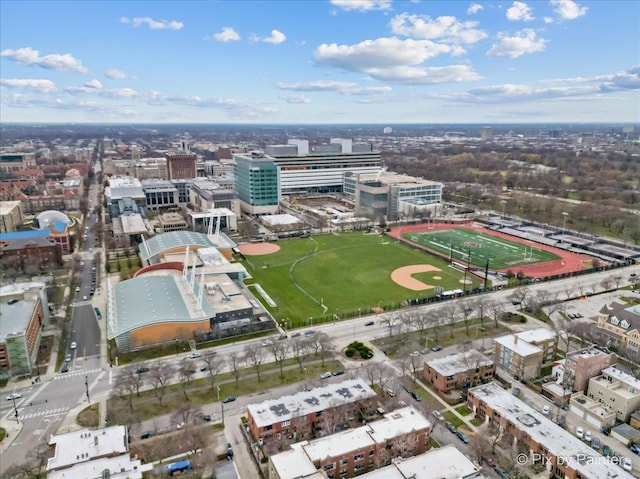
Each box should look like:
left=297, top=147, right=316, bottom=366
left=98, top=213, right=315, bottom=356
left=1, top=2, right=640, bottom=479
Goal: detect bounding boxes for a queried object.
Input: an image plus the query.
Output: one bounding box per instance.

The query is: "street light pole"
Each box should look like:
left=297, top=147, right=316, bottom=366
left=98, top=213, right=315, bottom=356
left=85, top=375, right=90, bottom=403
left=11, top=395, right=19, bottom=423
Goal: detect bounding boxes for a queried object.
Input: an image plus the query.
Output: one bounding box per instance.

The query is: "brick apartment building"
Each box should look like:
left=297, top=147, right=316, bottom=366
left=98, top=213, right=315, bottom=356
left=166, top=153, right=197, bottom=180
left=247, top=379, right=377, bottom=450
left=467, top=382, right=635, bottom=479
left=269, top=406, right=432, bottom=479
left=423, top=350, right=494, bottom=393
left=493, top=328, right=557, bottom=380
left=565, top=347, right=617, bottom=393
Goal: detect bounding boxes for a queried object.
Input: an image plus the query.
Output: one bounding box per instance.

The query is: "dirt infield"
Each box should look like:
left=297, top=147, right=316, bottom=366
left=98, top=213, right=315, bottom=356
left=238, top=243, right=281, bottom=255
left=389, top=222, right=594, bottom=279
left=391, top=265, right=442, bottom=291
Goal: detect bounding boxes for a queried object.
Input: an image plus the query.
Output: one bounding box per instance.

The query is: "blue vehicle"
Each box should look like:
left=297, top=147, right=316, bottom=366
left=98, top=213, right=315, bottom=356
left=166, top=460, right=192, bottom=475
left=456, top=431, right=469, bottom=444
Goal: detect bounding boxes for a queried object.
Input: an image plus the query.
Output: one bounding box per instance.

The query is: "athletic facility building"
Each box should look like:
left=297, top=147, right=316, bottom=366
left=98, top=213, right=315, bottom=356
left=108, top=230, right=262, bottom=351
left=234, top=139, right=381, bottom=215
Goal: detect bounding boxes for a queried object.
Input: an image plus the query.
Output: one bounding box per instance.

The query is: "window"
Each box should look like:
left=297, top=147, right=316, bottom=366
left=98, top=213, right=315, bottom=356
left=354, top=464, right=365, bottom=471
left=339, top=470, right=348, bottom=477
left=264, top=425, right=272, bottom=431
left=354, top=453, right=364, bottom=461
left=323, top=463, right=335, bottom=471
left=340, top=458, right=348, bottom=466
left=281, top=420, right=290, bottom=427
left=368, top=450, right=374, bottom=456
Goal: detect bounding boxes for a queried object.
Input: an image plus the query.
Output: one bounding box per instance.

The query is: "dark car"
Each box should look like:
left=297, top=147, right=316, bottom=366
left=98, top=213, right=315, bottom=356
left=278, top=334, right=288, bottom=340
left=304, top=330, right=315, bottom=336
left=202, top=414, right=212, bottom=422
left=431, top=345, right=442, bottom=352
left=456, top=431, right=469, bottom=443
left=602, top=444, right=611, bottom=457
left=222, top=396, right=236, bottom=404
left=332, top=370, right=345, bottom=376
left=136, top=367, right=150, bottom=374
left=94, top=307, right=102, bottom=319
left=140, top=431, right=156, bottom=440
left=364, top=321, right=375, bottom=326
left=494, top=466, right=510, bottom=479
left=61, top=363, right=70, bottom=373
left=410, top=391, right=422, bottom=402
left=290, top=332, right=301, bottom=338
left=445, top=421, right=457, bottom=433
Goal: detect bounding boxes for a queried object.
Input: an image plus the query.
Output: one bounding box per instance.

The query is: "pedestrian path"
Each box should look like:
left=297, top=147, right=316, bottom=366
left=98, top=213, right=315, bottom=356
left=16, top=407, right=69, bottom=420
left=53, top=368, right=102, bottom=380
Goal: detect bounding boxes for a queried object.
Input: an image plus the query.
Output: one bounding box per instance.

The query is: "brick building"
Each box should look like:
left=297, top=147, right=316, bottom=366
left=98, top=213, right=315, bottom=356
left=247, top=379, right=377, bottom=449
left=166, top=153, right=197, bottom=180
left=423, top=350, right=494, bottom=393
left=0, top=298, right=44, bottom=377
left=268, top=406, right=432, bottom=479
left=565, top=347, right=617, bottom=393
left=467, top=382, right=635, bottom=479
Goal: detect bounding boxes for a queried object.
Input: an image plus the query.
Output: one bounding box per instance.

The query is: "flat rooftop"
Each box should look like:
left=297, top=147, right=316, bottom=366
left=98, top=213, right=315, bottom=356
left=247, top=378, right=376, bottom=428
left=47, top=425, right=128, bottom=471
left=469, top=382, right=635, bottom=479
left=600, top=365, right=640, bottom=390
left=494, top=334, right=542, bottom=357
left=427, top=350, right=493, bottom=377
left=0, top=299, right=37, bottom=341
left=515, top=328, right=557, bottom=344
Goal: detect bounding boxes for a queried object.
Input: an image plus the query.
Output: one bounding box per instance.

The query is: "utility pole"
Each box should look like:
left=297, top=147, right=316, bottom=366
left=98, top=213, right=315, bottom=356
left=11, top=395, right=19, bottom=423
left=85, top=375, right=90, bottom=403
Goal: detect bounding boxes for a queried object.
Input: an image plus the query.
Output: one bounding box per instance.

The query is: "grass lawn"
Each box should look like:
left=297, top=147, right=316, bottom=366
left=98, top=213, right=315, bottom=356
left=443, top=410, right=464, bottom=428
left=456, top=405, right=472, bottom=416
left=402, top=228, right=560, bottom=270
left=77, top=403, right=100, bottom=428
left=470, top=417, right=483, bottom=427
left=241, top=233, right=481, bottom=327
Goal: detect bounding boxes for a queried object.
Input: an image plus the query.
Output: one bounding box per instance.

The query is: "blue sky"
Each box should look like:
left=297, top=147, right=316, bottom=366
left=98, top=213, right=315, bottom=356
left=1, top=0, right=638, bottom=124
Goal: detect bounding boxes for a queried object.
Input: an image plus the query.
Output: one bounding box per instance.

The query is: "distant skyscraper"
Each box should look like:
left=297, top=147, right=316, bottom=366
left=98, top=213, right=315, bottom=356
left=481, top=126, right=493, bottom=141
left=383, top=127, right=393, bottom=134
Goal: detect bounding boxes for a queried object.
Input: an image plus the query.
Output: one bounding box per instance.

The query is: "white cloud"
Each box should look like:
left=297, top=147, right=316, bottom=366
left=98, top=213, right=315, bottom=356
left=0, top=78, right=57, bottom=93
left=85, top=79, right=102, bottom=89
left=105, top=69, right=128, bottom=79
left=506, top=1, right=534, bottom=21
left=486, top=29, right=547, bottom=58
left=0, top=47, right=88, bottom=73
left=280, top=94, right=311, bottom=104
left=330, top=0, right=392, bottom=12
left=544, top=17, right=554, bottom=23
left=467, top=3, right=484, bottom=15
left=263, top=30, right=286, bottom=45
left=209, top=27, right=240, bottom=42
left=390, top=13, right=487, bottom=44
left=364, top=64, right=482, bottom=85
left=120, top=16, right=183, bottom=30
left=549, top=0, right=588, bottom=20
left=277, top=80, right=393, bottom=95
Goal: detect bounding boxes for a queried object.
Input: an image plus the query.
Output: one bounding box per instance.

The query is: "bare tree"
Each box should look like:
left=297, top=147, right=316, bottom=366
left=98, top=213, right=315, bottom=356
left=268, top=340, right=290, bottom=379
left=443, top=301, right=458, bottom=338
left=509, top=287, right=528, bottom=309
left=291, top=337, right=309, bottom=372
left=243, top=343, right=265, bottom=382
left=459, top=301, right=475, bottom=335
left=489, top=301, right=505, bottom=328
left=362, top=362, right=378, bottom=387
left=317, top=332, right=335, bottom=368
left=413, top=313, right=430, bottom=344
left=475, top=297, right=490, bottom=330
left=171, top=400, right=203, bottom=430
left=149, top=361, right=175, bottom=405
left=426, top=310, right=442, bottom=342
left=114, top=367, right=138, bottom=411
left=203, top=354, right=225, bottom=391
left=469, top=430, right=493, bottom=464
left=380, top=313, right=398, bottom=337
left=228, top=351, right=243, bottom=385
left=408, top=352, right=423, bottom=385
left=178, top=361, right=196, bottom=400
left=554, top=316, right=579, bottom=355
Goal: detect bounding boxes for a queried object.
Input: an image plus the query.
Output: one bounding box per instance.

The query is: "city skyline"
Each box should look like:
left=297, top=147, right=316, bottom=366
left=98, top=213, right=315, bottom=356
left=1, top=0, right=638, bottom=124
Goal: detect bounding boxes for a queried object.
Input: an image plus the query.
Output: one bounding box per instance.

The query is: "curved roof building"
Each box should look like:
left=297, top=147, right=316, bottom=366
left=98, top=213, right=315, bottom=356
left=34, top=210, right=71, bottom=232
left=140, top=230, right=236, bottom=265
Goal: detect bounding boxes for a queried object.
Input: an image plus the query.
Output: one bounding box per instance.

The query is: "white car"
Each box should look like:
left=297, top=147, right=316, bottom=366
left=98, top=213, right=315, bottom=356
left=320, top=372, right=332, bottom=379
left=622, top=458, right=632, bottom=471
left=6, top=392, right=22, bottom=401
left=542, top=405, right=550, bottom=415
left=189, top=352, right=201, bottom=359
left=70, top=341, right=77, bottom=350
left=576, top=427, right=584, bottom=439
left=584, top=430, right=592, bottom=442
left=432, top=410, right=443, bottom=421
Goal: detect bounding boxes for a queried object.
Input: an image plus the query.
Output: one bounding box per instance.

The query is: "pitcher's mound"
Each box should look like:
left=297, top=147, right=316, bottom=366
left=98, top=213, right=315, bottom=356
left=238, top=243, right=281, bottom=255
left=391, top=265, right=442, bottom=291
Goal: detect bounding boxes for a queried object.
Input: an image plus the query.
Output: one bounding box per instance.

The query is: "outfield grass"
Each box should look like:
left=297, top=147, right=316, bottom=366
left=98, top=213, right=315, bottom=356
left=402, top=228, right=560, bottom=270
left=241, top=233, right=482, bottom=327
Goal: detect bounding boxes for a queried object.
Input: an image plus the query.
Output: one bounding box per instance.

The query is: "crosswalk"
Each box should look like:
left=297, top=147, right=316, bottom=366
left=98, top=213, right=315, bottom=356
left=55, top=368, right=102, bottom=380
left=18, top=407, right=69, bottom=420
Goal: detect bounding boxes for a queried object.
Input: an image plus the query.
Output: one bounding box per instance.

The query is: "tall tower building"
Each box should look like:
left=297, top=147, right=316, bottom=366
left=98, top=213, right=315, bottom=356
left=481, top=126, right=493, bottom=141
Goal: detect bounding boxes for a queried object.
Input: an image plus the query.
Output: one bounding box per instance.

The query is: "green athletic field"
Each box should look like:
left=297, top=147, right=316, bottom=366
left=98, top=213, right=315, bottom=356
left=401, top=228, right=560, bottom=270
left=240, top=232, right=482, bottom=327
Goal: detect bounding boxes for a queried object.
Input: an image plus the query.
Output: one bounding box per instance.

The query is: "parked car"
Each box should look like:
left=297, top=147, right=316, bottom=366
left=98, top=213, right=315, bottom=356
left=420, top=348, right=431, bottom=354
left=542, top=405, right=550, bottom=415
left=136, top=367, right=150, bottom=374
left=592, top=438, right=600, bottom=451
left=630, top=444, right=640, bottom=455
left=94, top=307, right=102, bottom=319
left=65, top=353, right=72, bottom=362
left=602, top=444, right=611, bottom=457
left=576, top=427, right=584, bottom=439
left=61, top=363, right=69, bottom=373
left=512, top=387, right=521, bottom=397
left=622, top=458, right=632, bottom=471
left=398, top=400, right=407, bottom=407
left=494, top=466, right=510, bottom=479
left=432, top=410, right=443, bottom=421
left=222, top=396, right=236, bottom=404
left=140, top=431, right=156, bottom=440
left=410, top=391, right=422, bottom=402
left=278, top=334, right=288, bottom=340
left=70, top=341, right=77, bottom=350
left=320, top=372, right=332, bottom=379
left=189, top=352, right=202, bottom=359
left=332, top=370, right=345, bottom=376
left=456, top=431, right=469, bottom=444
left=364, top=321, right=375, bottom=326
left=304, top=330, right=315, bottom=336
left=431, top=345, right=443, bottom=352
left=584, top=430, right=592, bottom=442
left=202, top=414, right=212, bottom=422
left=445, top=422, right=457, bottom=433
left=290, top=332, right=301, bottom=338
